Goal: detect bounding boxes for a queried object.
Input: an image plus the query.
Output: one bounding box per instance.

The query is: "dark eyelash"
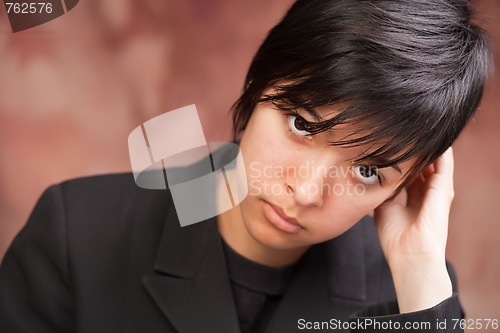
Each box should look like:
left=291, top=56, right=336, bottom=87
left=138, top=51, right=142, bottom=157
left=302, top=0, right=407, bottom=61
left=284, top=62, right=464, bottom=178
left=284, top=110, right=303, bottom=120
left=284, top=112, right=315, bottom=135
left=372, top=168, right=384, bottom=187
left=357, top=165, right=384, bottom=187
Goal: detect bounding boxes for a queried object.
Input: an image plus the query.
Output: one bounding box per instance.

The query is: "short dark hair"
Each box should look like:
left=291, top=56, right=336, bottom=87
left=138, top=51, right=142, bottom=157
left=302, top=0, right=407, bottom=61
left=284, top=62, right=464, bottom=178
left=232, top=0, right=491, bottom=186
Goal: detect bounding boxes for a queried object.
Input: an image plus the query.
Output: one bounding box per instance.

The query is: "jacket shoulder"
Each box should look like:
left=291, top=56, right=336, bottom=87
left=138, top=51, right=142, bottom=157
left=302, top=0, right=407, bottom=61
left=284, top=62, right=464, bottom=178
left=59, top=172, right=137, bottom=204
left=54, top=173, right=171, bottom=251
left=0, top=173, right=172, bottom=332
left=58, top=173, right=171, bottom=328
left=56, top=172, right=170, bottom=223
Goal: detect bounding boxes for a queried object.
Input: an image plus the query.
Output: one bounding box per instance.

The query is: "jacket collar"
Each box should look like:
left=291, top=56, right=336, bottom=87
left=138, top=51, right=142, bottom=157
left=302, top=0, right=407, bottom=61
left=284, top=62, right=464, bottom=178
left=143, top=202, right=372, bottom=332
left=143, top=205, right=240, bottom=332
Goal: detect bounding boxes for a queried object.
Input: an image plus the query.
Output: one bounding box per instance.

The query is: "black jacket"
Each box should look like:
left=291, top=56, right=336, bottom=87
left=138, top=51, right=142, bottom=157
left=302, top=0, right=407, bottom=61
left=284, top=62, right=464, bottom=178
left=0, top=173, right=463, bottom=332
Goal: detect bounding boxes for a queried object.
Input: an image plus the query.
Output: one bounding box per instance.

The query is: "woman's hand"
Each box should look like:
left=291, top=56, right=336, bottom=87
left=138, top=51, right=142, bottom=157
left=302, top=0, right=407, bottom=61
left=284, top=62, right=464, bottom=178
left=374, top=147, right=455, bottom=313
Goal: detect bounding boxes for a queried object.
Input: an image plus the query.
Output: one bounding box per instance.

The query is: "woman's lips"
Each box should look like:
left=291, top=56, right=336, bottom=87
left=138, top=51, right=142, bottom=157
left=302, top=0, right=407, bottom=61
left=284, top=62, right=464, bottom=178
left=262, top=201, right=303, bottom=234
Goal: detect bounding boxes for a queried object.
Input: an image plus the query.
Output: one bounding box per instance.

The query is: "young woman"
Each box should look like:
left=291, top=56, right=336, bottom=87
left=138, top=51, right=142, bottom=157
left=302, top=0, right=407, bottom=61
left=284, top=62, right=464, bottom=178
left=0, top=0, right=490, bottom=332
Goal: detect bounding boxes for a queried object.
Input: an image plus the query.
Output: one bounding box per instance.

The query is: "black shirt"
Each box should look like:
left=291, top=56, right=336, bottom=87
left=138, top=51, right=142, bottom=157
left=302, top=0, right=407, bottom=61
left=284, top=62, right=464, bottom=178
left=221, top=238, right=301, bottom=333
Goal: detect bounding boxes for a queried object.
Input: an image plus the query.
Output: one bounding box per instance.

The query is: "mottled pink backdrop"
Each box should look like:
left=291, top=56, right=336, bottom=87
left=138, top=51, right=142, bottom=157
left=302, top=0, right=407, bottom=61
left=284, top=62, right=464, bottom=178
left=0, top=0, right=498, bottom=330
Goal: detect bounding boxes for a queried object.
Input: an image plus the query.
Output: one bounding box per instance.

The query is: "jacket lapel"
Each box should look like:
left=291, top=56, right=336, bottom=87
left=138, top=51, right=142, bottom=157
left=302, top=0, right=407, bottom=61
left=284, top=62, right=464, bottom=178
left=142, top=206, right=240, bottom=333
left=263, top=218, right=373, bottom=333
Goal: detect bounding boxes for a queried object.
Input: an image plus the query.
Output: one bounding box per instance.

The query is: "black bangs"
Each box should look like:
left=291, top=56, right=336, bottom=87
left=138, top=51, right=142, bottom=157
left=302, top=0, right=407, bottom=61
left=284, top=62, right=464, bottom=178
left=258, top=90, right=434, bottom=173
left=232, top=0, right=491, bottom=180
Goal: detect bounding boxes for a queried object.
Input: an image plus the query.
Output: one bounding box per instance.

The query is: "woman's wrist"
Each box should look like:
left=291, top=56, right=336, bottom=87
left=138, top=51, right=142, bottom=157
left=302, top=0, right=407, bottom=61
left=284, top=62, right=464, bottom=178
left=389, top=255, right=453, bottom=314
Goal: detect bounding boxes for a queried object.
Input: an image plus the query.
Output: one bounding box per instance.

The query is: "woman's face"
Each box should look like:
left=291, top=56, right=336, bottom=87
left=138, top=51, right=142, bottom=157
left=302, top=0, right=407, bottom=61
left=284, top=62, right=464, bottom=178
left=236, top=101, right=414, bottom=250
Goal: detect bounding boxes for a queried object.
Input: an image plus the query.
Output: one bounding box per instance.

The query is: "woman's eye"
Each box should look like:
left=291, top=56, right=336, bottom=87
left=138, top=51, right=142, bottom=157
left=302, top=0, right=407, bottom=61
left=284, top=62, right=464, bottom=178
left=353, top=165, right=381, bottom=185
left=288, top=115, right=312, bottom=136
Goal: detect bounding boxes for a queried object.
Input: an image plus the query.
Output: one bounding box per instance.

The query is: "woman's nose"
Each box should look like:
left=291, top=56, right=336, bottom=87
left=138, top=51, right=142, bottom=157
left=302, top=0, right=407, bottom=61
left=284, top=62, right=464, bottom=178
left=287, top=161, right=331, bottom=207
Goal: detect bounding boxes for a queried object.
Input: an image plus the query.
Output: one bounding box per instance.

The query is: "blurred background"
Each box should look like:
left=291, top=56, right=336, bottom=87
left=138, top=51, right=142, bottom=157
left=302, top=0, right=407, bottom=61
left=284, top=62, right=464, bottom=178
left=0, top=0, right=498, bottom=330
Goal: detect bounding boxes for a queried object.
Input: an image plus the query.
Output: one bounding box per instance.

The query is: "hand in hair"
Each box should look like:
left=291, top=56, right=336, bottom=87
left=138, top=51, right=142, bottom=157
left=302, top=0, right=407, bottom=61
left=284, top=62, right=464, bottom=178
left=374, top=147, right=455, bottom=313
